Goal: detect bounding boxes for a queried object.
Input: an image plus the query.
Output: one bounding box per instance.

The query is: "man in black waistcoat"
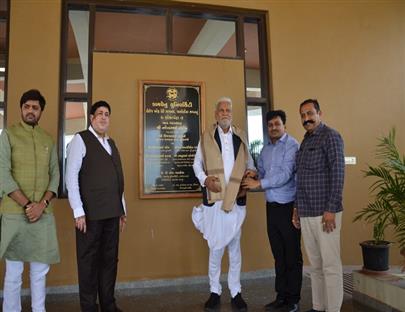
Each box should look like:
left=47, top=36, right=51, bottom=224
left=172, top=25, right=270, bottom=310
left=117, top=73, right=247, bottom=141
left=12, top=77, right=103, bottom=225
left=66, top=101, right=126, bottom=312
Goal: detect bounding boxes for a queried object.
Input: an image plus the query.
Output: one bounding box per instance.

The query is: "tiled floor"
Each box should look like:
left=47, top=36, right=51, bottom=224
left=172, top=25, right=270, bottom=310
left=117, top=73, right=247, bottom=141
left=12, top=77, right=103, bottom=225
left=16, top=276, right=375, bottom=312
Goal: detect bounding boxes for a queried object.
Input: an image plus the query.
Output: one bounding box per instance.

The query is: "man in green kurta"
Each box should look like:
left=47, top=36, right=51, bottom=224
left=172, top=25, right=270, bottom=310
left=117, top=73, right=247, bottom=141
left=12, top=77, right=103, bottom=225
left=0, top=89, right=60, bottom=312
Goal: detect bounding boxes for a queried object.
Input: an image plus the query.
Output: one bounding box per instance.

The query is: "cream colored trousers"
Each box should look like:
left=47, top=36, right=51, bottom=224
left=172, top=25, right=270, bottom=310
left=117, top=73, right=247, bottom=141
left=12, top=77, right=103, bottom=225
left=300, top=212, right=343, bottom=312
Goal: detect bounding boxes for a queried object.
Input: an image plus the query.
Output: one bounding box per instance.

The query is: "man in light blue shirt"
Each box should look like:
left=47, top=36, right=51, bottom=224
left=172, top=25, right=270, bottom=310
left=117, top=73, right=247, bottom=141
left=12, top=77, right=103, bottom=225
left=243, top=110, right=302, bottom=312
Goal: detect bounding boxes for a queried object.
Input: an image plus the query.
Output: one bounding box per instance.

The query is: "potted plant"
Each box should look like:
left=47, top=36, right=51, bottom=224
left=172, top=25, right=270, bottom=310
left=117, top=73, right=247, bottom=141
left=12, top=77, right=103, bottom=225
left=353, top=128, right=405, bottom=271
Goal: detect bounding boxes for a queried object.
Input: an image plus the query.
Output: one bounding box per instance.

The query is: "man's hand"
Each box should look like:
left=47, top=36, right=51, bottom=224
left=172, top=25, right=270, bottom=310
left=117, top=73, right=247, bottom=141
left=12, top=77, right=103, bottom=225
left=25, top=202, right=45, bottom=223
left=241, top=177, right=260, bottom=190
left=75, top=216, right=87, bottom=233
left=322, top=211, right=336, bottom=233
left=120, top=215, right=127, bottom=233
left=204, top=176, right=222, bottom=193
left=237, top=187, right=247, bottom=199
left=292, top=208, right=301, bottom=229
left=244, top=169, right=257, bottom=179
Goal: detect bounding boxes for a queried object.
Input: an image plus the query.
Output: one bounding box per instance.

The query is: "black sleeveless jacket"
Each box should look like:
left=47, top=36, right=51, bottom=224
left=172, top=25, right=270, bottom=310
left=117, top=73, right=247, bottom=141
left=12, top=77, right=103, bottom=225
left=78, top=130, right=124, bottom=220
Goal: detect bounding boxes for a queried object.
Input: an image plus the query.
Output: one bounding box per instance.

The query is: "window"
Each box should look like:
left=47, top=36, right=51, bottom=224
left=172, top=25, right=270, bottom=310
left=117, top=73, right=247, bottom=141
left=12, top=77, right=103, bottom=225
left=172, top=15, right=236, bottom=58
left=0, top=0, right=9, bottom=135
left=244, top=21, right=261, bottom=98
left=59, top=1, right=271, bottom=196
left=66, top=9, right=89, bottom=93
left=244, top=17, right=270, bottom=152
left=95, top=9, right=167, bottom=53
left=64, top=100, right=87, bottom=149
left=247, top=105, right=265, bottom=167
left=59, top=4, right=91, bottom=194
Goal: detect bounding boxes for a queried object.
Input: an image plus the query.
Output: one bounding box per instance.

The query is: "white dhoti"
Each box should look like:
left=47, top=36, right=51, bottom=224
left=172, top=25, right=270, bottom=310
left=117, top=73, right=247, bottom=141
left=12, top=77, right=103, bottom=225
left=192, top=202, right=246, bottom=297
left=192, top=202, right=246, bottom=250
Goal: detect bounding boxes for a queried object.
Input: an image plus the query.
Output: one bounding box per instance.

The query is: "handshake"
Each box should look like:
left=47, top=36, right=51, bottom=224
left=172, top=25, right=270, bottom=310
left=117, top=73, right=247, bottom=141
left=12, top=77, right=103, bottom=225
left=238, top=170, right=259, bottom=198
left=204, top=170, right=259, bottom=195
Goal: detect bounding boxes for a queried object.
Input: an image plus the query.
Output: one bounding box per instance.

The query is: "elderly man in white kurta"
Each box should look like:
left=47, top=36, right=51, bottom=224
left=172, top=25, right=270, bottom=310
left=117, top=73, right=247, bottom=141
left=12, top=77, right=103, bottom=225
left=192, top=97, right=255, bottom=312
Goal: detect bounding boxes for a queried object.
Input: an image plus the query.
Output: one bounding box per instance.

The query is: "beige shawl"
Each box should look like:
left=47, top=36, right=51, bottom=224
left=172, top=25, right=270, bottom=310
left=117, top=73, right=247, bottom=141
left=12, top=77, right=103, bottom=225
left=201, top=124, right=249, bottom=212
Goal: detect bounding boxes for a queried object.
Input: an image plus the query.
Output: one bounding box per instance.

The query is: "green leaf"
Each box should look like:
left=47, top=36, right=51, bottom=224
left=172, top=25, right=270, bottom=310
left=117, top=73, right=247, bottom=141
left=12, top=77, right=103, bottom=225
left=354, top=127, right=405, bottom=244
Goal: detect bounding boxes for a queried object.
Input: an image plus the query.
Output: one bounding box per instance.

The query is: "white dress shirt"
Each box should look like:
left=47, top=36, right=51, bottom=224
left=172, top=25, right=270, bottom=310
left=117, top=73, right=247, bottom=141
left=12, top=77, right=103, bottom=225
left=66, top=126, right=126, bottom=218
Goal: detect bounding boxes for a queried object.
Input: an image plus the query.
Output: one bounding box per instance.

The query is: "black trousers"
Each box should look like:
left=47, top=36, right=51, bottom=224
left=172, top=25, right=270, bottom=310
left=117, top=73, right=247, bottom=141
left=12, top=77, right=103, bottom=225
left=266, top=201, right=303, bottom=304
left=76, top=217, right=120, bottom=312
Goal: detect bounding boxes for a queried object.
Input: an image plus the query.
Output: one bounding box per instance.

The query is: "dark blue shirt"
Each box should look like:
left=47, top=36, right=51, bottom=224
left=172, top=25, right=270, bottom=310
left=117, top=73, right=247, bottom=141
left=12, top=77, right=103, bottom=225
left=258, top=133, right=299, bottom=204
left=296, top=123, right=345, bottom=217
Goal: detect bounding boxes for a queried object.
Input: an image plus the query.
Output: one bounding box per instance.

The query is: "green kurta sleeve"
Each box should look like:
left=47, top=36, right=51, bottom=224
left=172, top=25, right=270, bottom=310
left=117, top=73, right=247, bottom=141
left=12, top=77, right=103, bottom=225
left=0, top=130, right=19, bottom=195
left=47, top=144, right=60, bottom=195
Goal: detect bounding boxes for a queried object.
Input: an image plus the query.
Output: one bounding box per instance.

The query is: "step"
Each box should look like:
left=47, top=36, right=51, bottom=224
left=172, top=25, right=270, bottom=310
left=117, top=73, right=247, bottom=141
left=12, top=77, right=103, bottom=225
left=352, top=269, right=405, bottom=312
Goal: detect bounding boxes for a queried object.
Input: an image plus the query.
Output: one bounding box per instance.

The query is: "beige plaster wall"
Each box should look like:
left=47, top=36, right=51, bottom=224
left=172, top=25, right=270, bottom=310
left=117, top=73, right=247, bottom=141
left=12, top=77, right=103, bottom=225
left=2, top=0, right=404, bottom=287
